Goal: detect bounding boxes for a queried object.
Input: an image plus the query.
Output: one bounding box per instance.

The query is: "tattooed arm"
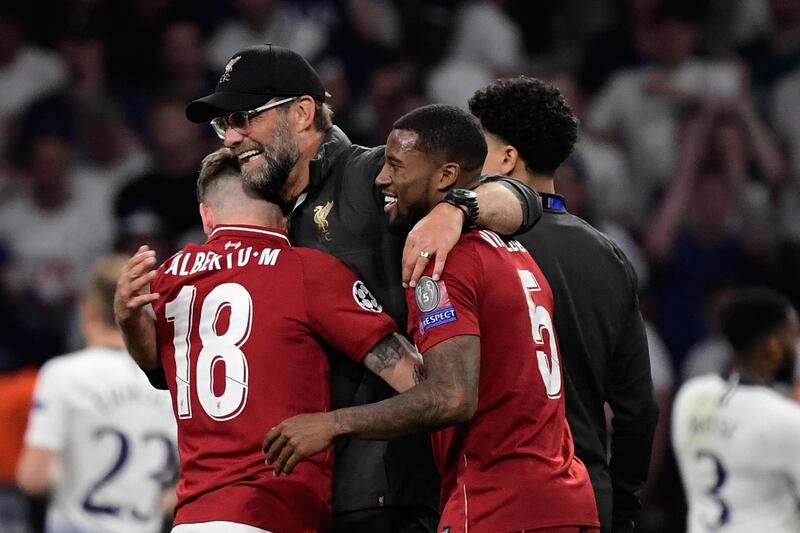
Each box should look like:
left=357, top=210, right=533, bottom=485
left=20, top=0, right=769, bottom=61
left=363, top=333, right=425, bottom=392
left=263, top=335, right=480, bottom=474
left=338, top=335, right=479, bottom=438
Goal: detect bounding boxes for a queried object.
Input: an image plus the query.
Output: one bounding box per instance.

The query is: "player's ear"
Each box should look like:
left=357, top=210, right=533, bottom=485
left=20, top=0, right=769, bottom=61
left=199, top=203, right=214, bottom=235
left=765, top=335, right=784, bottom=366
left=292, top=96, right=316, bottom=133
left=436, top=162, right=460, bottom=192
left=502, top=145, right=520, bottom=176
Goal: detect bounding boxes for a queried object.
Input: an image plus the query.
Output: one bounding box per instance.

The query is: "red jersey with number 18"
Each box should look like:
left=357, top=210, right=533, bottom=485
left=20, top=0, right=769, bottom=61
left=406, top=230, right=599, bottom=533
left=151, top=225, right=396, bottom=533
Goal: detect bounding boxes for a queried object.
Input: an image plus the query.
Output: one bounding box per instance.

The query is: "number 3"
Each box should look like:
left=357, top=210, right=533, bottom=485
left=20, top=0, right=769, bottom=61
left=696, top=449, right=730, bottom=530
left=166, top=283, right=253, bottom=420
left=518, top=269, right=562, bottom=399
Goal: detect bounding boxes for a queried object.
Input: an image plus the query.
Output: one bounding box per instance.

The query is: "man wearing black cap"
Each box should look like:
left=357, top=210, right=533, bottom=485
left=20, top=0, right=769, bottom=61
left=185, top=44, right=541, bottom=533
left=469, top=77, right=658, bottom=533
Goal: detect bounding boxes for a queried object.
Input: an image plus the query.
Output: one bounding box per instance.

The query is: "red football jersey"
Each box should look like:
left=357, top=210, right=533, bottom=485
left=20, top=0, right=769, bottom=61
left=151, top=225, right=396, bottom=533
left=406, top=230, right=599, bottom=533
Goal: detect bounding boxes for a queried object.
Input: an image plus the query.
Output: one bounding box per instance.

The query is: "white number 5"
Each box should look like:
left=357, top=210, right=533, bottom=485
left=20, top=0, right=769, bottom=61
left=517, top=269, right=562, bottom=399
left=165, top=283, right=253, bottom=421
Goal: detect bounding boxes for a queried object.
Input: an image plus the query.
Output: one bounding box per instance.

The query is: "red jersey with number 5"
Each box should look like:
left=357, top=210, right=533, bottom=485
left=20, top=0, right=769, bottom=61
left=151, top=225, right=396, bottom=533
left=406, top=229, right=599, bottom=533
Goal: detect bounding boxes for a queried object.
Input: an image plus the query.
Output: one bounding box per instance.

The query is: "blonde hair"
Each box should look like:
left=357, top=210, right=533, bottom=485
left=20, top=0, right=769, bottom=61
left=86, top=255, right=129, bottom=328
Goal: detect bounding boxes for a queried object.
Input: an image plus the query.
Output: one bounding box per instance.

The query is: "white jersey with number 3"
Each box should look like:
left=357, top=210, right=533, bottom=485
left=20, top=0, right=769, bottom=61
left=24, top=347, right=177, bottom=533
left=672, top=374, right=800, bottom=533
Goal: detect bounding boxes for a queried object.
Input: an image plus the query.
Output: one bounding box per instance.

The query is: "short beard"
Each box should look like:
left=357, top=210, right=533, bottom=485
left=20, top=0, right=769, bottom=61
left=241, top=113, right=300, bottom=206
left=387, top=202, right=430, bottom=237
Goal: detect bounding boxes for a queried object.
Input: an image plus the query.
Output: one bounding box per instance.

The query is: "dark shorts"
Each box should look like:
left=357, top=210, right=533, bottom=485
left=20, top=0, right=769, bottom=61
left=437, top=526, right=600, bottom=533
left=333, top=505, right=438, bottom=533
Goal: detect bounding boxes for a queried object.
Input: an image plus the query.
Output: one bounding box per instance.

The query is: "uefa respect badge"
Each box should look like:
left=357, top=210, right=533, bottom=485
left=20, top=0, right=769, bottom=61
left=416, top=276, right=457, bottom=334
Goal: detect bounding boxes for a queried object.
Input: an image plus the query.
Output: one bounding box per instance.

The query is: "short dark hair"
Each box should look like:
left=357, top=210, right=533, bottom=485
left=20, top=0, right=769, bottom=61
left=720, top=288, right=792, bottom=355
left=392, top=104, right=487, bottom=181
left=469, top=77, right=578, bottom=175
left=197, top=147, right=240, bottom=202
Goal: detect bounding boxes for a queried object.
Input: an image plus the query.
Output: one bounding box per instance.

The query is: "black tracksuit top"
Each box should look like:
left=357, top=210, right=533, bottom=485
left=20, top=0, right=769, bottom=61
left=515, top=193, right=659, bottom=533
left=288, top=126, right=437, bottom=515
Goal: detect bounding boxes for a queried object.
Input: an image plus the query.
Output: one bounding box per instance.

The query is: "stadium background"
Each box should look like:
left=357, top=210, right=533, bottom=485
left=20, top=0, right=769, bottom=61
left=1, top=0, right=799, bottom=531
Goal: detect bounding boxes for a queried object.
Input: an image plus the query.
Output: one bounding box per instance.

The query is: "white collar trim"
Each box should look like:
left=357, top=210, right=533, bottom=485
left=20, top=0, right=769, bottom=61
left=210, top=226, right=291, bottom=246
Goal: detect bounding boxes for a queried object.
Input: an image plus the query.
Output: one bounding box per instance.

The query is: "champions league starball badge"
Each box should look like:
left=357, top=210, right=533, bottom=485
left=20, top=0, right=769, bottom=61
left=415, top=276, right=440, bottom=313
left=353, top=280, right=382, bottom=312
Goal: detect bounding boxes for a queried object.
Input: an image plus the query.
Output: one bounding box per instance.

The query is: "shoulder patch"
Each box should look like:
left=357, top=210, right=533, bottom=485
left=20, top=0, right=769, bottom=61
left=353, top=281, right=382, bottom=312
left=415, top=276, right=440, bottom=312
left=418, top=279, right=457, bottom=334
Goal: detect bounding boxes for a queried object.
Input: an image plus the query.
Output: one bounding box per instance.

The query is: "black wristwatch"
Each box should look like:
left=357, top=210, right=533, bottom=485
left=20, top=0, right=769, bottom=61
left=440, top=188, right=479, bottom=229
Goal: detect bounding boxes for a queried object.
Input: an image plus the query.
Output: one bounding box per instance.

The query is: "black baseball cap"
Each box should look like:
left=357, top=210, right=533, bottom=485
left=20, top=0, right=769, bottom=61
left=185, top=44, right=326, bottom=123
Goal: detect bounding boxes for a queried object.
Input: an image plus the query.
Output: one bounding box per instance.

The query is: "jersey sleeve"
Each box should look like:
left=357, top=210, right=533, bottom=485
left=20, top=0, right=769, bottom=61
left=300, top=250, right=398, bottom=363
left=406, top=241, right=482, bottom=354
left=24, top=361, right=68, bottom=451
left=774, top=401, right=800, bottom=496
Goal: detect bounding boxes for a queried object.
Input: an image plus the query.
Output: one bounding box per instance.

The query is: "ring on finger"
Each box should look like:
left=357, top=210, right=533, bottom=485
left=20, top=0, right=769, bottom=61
left=419, top=250, right=432, bottom=259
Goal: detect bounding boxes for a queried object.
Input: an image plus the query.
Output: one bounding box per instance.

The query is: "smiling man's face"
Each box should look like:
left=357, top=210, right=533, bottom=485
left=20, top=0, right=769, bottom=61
left=375, top=129, right=443, bottom=236
left=222, top=100, right=300, bottom=204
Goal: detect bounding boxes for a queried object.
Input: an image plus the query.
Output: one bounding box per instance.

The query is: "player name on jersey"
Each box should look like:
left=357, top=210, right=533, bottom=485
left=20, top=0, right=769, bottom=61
left=88, top=381, right=171, bottom=416
left=164, top=245, right=281, bottom=277
left=689, top=413, right=738, bottom=440
left=478, top=229, right=528, bottom=253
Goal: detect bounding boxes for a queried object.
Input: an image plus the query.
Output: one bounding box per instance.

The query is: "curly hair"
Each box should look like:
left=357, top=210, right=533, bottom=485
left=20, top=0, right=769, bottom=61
left=468, top=77, right=578, bottom=175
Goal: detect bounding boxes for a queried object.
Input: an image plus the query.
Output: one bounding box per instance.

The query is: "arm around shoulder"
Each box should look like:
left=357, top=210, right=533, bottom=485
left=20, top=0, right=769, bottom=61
left=401, top=177, right=541, bottom=287
left=474, top=176, right=542, bottom=236
left=262, top=335, right=480, bottom=475
left=336, top=334, right=480, bottom=439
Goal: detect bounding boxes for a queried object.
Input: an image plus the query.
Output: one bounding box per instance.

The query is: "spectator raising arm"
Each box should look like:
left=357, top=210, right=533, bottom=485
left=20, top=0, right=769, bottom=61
left=644, top=112, right=709, bottom=263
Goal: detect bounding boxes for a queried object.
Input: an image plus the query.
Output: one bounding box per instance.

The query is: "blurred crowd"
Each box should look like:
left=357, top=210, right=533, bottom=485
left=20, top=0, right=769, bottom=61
left=1, top=0, right=800, bottom=531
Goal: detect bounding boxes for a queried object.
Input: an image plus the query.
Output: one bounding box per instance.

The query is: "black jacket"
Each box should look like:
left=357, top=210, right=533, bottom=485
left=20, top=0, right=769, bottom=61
left=288, top=127, right=440, bottom=516
left=287, top=127, right=541, bottom=519
left=516, top=194, right=659, bottom=533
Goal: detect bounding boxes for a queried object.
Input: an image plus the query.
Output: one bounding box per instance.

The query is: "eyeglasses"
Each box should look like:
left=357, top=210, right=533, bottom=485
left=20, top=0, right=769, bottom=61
left=210, top=96, right=297, bottom=139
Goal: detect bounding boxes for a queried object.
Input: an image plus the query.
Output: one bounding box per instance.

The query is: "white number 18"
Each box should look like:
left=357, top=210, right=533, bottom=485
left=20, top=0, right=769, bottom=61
left=165, top=283, right=253, bottom=421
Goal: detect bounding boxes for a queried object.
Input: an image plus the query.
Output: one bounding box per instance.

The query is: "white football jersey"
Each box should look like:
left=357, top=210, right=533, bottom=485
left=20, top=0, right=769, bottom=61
left=25, top=347, right=177, bottom=533
left=672, top=373, right=800, bottom=533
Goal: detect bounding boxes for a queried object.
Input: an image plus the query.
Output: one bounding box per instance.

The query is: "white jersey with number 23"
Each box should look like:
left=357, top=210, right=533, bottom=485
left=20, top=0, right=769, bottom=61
left=25, top=347, right=177, bottom=533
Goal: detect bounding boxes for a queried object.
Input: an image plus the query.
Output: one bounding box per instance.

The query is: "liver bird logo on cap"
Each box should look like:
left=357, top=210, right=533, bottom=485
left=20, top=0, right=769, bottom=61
left=220, top=56, right=241, bottom=83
